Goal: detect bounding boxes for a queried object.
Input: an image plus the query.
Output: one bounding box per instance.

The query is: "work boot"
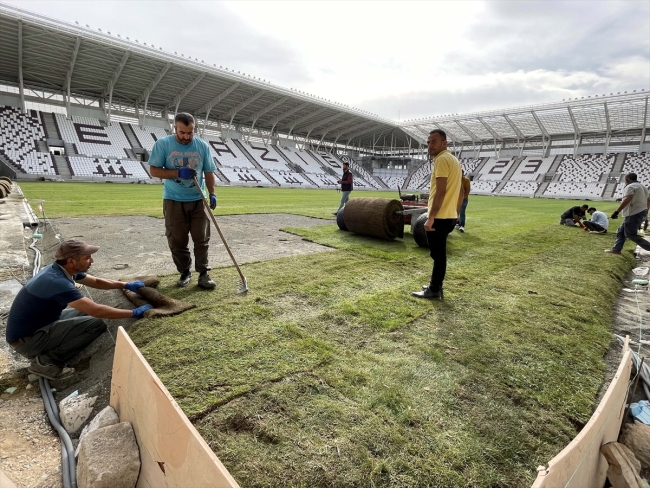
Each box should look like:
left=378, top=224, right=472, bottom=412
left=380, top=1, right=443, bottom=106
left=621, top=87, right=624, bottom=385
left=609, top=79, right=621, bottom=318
left=198, top=272, right=216, bottom=289
left=177, top=269, right=192, bottom=287
left=412, top=287, right=443, bottom=300
left=28, top=357, right=75, bottom=381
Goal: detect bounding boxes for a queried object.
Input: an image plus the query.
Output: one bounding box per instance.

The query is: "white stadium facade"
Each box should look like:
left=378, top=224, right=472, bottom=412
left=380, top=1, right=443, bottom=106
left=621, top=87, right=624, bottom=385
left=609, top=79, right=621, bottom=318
left=0, top=3, right=648, bottom=201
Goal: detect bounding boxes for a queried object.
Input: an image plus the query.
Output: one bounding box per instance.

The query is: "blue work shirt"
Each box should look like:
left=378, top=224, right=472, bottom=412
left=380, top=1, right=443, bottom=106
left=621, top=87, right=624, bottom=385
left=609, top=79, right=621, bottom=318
left=6, top=263, right=86, bottom=343
left=148, top=135, right=216, bottom=202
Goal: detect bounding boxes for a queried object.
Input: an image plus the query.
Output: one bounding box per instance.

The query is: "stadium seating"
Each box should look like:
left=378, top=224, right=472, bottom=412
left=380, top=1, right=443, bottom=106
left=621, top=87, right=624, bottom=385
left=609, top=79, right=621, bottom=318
left=380, top=177, right=406, bottom=190
left=274, top=146, right=324, bottom=173
left=476, top=158, right=516, bottom=181
left=556, top=154, right=615, bottom=182
left=241, top=142, right=291, bottom=171
left=202, top=136, right=256, bottom=169
left=621, top=153, right=650, bottom=183
left=499, top=181, right=539, bottom=196
left=55, top=115, right=133, bottom=159
left=0, top=106, right=56, bottom=175
left=218, top=166, right=271, bottom=185
left=543, top=182, right=605, bottom=199
left=407, top=162, right=432, bottom=190
left=459, top=158, right=482, bottom=174
left=68, top=156, right=150, bottom=179
left=470, top=180, right=499, bottom=194
left=510, top=157, right=554, bottom=181
left=129, top=125, right=169, bottom=151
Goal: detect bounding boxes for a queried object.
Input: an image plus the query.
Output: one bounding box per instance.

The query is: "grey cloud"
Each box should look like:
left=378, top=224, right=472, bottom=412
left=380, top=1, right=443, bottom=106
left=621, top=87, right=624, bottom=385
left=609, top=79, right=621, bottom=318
left=359, top=74, right=647, bottom=120
left=446, top=1, right=649, bottom=75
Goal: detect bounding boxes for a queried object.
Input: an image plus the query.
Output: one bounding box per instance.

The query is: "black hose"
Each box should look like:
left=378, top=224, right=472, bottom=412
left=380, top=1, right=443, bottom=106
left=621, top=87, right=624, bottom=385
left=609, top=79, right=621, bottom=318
left=39, top=377, right=77, bottom=488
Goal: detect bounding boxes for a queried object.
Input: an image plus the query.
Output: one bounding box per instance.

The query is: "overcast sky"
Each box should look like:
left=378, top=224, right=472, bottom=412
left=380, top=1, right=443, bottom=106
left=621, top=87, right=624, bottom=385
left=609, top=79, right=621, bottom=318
left=5, top=0, right=649, bottom=121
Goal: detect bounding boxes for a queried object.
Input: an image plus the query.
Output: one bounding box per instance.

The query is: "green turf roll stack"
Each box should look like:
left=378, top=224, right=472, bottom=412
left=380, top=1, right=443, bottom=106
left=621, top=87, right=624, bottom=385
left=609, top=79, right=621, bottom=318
left=343, top=197, right=405, bottom=240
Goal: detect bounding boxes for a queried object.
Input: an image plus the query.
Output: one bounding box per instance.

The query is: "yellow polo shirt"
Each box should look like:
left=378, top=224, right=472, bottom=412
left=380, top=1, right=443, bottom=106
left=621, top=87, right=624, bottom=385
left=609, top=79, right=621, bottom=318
left=428, top=150, right=462, bottom=219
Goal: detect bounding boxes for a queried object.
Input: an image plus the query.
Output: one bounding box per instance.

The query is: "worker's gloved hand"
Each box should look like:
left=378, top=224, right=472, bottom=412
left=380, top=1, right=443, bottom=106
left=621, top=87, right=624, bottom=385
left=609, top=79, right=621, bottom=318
left=178, top=167, right=197, bottom=179
left=209, top=193, right=217, bottom=210
left=132, top=304, right=153, bottom=318
left=611, top=211, right=620, bottom=219
left=124, top=281, right=145, bottom=293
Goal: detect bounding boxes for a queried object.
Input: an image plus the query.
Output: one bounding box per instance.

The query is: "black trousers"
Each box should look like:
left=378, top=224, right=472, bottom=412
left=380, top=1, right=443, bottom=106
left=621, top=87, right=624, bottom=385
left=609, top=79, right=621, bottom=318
left=426, top=218, right=457, bottom=292
left=163, top=199, right=211, bottom=273
left=583, top=221, right=606, bottom=232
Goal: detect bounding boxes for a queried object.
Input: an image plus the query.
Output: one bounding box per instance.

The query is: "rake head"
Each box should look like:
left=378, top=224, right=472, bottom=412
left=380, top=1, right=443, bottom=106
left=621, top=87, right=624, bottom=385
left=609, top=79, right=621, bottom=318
left=237, top=276, right=249, bottom=294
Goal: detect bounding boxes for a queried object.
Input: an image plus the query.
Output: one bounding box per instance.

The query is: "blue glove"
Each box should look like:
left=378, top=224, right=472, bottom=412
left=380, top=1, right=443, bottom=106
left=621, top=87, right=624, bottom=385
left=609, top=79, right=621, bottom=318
left=132, top=304, right=153, bottom=318
left=178, top=167, right=197, bottom=179
left=124, top=281, right=145, bottom=293
left=209, top=193, right=217, bottom=210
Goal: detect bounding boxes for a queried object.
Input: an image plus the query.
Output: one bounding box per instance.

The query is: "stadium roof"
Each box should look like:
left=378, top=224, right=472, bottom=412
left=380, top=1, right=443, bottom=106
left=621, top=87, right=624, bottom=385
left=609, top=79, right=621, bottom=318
left=0, top=3, right=647, bottom=153
left=400, top=91, right=649, bottom=148
left=0, top=3, right=416, bottom=151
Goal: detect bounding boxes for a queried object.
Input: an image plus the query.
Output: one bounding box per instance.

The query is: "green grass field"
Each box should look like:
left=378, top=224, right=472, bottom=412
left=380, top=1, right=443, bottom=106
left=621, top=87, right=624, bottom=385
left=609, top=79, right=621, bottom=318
left=20, top=182, right=634, bottom=487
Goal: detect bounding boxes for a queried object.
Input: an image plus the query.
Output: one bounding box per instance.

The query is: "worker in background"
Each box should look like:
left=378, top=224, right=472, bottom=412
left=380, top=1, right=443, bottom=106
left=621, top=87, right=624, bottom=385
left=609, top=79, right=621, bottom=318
left=411, top=129, right=463, bottom=300
left=456, top=171, right=471, bottom=233
left=5, top=240, right=151, bottom=381
left=560, top=204, right=589, bottom=226
left=148, top=112, right=218, bottom=289
left=582, top=207, right=609, bottom=234
left=335, top=161, right=353, bottom=214
left=606, top=173, right=650, bottom=255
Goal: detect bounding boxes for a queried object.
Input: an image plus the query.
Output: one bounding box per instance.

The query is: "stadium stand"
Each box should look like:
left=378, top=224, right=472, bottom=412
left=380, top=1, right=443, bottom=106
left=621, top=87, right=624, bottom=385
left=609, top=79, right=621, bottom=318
left=68, top=156, right=150, bottom=179
left=544, top=182, right=606, bottom=199
left=471, top=180, right=499, bottom=194
left=477, top=158, right=516, bottom=180
left=510, top=156, right=555, bottom=181
left=380, top=177, right=406, bottom=190
left=621, top=152, right=650, bottom=183
left=499, top=181, right=540, bottom=196
left=244, top=143, right=291, bottom=171
left=408, top=162, right=432, bottom=191
left=219, top=166, right=271, bottom=185
left=129, top=124, right=169, bottom=151
left=556, top=154, right=615, bottom=182
left=459, top=158, right=482, bottom=174
left=0, top=106, right=56, bottom=175
left=55, top=114, right=132, bottom=159
left=203, top=136, right=256, bottom=169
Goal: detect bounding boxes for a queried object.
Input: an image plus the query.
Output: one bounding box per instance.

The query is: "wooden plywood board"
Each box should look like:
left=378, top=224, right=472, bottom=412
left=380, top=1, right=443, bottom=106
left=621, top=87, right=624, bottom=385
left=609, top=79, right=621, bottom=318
left=532, top=338, right=632, bottom=488
left=110, top=327, right=239, bottom=488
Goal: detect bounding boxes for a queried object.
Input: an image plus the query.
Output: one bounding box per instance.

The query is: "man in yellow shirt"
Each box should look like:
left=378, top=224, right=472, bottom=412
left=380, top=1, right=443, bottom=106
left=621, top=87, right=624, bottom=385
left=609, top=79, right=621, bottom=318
left=411, top=129, right=463, bottom=300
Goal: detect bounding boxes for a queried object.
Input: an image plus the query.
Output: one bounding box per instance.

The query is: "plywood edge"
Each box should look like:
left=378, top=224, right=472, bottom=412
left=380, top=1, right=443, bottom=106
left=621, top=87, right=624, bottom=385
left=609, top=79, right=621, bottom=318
left=531, top=337, right=633, bottom=487
left=110, top=326, right=239, bottom=488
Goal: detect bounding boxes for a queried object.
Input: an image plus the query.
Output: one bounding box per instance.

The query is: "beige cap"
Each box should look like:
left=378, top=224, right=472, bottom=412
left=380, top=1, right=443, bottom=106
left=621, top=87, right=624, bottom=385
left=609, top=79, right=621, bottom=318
left=55, top=240, right=99, bottom=260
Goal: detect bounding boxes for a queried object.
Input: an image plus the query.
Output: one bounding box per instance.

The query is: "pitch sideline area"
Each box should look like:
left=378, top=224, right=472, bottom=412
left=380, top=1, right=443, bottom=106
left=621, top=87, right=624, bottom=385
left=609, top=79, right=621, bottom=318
left=3, top=183, right=647, bottom=487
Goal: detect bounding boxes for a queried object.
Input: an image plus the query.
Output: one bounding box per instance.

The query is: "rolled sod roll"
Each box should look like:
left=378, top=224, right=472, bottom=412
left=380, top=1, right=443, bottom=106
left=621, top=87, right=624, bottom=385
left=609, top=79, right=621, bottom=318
left=343, top=198, right=404, bottom=240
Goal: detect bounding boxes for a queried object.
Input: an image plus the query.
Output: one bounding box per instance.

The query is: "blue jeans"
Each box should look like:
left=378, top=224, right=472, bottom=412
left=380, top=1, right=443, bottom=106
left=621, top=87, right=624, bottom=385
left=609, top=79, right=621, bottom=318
left=459, top=198, right=469, bottom=227
left=338, top=191, right=351, bottom=210
left=613, top=210, right=650, bottom=252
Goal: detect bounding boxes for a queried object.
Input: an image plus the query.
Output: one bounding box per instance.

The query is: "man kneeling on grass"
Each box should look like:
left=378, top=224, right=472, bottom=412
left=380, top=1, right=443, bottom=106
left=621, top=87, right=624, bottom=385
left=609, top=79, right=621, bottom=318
left=583, top=207, right=609, bottom=234
left=5, top=240, right=152, bottom=381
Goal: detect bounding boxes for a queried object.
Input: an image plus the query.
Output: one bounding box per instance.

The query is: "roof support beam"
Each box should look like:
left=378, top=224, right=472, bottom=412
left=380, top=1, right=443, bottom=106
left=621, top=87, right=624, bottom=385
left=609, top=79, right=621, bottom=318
left=531, top=110, right=551, bottom=156
left=167, top=72, right=205, bottom=114
left=503, top=114, right=525, bottom=140
left=284, top=107, right=329, bottom=136
left=431, top=122, right=461, bottom=145
left=104, top=51, right=129, bottom=124
left=268, top=102, right=310, bottom=137
left=220, top=90, right=265, bottom=138
left=314, top=116, right=355, bottom=147
left=604, top=102, right=611, bottom=154
left=138, top=62, right=171, bottom=128
left=477, top=117, right=502, bottom=141
left=640, top=96, right=648, bottom=153
left=64, top=37, right=81, bottom=117
left=17, top=20, right=25, bottom=112
left=343, top=124, right=385, bottom=144
left=197, top=82, right=240, bottom=135
left=567, top=106, right=580, bottom=156
left=454, top=120, right=479, bottom=143
left=294, top=112, right=344, bottom=134
left=243, top=96, right=289, bottom=124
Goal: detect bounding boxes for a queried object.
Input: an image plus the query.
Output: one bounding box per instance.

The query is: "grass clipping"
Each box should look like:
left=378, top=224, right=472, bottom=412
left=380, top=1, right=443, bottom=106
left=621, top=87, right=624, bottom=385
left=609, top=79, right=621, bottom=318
left=120, top=275, right=196, bottom=318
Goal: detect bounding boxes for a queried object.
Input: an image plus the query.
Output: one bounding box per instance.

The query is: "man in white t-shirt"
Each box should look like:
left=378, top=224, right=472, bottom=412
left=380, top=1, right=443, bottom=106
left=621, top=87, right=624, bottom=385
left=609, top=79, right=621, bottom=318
left=605, top=173, right=650, bottom=254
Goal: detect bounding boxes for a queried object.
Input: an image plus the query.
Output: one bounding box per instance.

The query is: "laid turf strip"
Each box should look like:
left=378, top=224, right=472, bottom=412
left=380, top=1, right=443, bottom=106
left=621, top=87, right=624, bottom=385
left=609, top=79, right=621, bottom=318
left=21, top=183, right=630, bottom=487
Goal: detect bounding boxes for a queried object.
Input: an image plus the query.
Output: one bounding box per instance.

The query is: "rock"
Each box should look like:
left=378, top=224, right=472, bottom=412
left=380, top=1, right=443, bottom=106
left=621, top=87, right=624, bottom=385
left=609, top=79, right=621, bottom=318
left=4, top=387, right=17, bottom=395
left=27, top=374, right=39, bottom=382
left=59, top=394, right=97, bottom=434
left=77, top=422, right=140, bottom=488
left=75, top=406, right=120, bottom=458
left=620, top=420, right=650, bottom=469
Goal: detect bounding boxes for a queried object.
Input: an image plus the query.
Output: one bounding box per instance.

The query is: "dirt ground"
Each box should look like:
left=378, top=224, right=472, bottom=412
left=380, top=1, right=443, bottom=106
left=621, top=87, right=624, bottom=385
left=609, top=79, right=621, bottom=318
left=0, top=213, right=333, bottom=488
left=2, top=214, right=650, bottom=487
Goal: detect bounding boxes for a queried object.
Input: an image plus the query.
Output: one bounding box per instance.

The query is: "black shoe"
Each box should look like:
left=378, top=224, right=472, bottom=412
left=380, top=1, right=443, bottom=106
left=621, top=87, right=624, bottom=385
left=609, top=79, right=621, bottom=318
left=411, top=287, right=443, bottom=300
left=177, top=269, right=192, bottom=287
left=198, top=272, right=216, bottom=289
